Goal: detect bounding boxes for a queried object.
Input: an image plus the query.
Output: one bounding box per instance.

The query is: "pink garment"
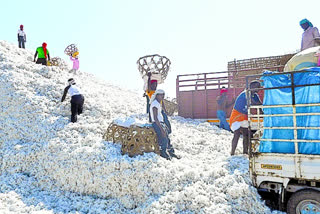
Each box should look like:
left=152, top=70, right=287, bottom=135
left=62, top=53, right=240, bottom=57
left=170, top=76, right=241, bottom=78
left=220, top=88, right=228, bottom=95
left=70, top=56, right=79, bottom=70
left=301, top=27, right=320, bottom=51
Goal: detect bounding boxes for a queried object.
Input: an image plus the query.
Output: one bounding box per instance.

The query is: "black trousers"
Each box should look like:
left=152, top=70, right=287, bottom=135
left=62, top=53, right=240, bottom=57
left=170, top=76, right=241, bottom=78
left=18, top=36, right=25, bottom=48
left=231, top=127, right=249, bottom=155
left=36, top=58, right=47, bottom=65
left=71, top=95, right=84, bottom=122
left=146, top=95, right=151, bottom=122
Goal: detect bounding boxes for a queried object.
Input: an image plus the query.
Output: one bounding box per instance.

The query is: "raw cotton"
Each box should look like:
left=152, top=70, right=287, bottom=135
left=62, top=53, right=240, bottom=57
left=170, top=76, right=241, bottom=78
left=0, top=41, right=284, bottom=214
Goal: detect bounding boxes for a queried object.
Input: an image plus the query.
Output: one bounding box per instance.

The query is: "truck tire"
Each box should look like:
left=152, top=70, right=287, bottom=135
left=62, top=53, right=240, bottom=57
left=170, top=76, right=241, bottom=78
left=287, top=189, right=320, bottom=214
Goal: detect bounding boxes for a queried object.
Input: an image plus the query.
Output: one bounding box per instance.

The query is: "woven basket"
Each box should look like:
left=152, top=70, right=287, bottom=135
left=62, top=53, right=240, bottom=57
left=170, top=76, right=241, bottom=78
left=64, top=44, right=79, bottom=56
left=104, top=122, right=160, bottom=157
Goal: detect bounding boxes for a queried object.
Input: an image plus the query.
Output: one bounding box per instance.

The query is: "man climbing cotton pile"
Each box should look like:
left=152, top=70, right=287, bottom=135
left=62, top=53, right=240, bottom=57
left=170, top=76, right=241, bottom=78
left=150, top=89, right=179, bottom=160
left=34, top=43, right=50, bottom=65
left=300, top=19, right=320, bottom=51
left=229, top=81, right=262, bottom=156
left=61, top=78, right=85, bottom=123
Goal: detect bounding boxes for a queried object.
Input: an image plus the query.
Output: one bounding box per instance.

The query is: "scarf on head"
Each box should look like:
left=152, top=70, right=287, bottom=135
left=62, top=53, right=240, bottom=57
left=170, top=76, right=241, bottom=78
left=149, top=89, right=165, bottom=104
left=220, top=88, right=228, bottom=95
left=42, top=43, right=47, bottom=58
left=300, top=19, right=313, bottom=28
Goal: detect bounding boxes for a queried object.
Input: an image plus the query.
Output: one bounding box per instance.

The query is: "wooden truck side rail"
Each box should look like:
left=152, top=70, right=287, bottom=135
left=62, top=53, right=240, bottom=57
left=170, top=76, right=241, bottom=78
left=176, top=54, right=294, bottom=120
left=176, top=70, right=244, bottom=119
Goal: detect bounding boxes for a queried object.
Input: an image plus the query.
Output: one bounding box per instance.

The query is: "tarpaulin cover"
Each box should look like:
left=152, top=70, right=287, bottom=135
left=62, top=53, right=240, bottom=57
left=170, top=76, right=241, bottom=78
left=259, top=68, right=320, bottom=154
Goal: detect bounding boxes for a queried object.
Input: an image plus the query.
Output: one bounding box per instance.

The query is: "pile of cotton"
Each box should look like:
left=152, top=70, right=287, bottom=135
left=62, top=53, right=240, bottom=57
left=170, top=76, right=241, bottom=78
left=0, top=41, right=284, bottom=213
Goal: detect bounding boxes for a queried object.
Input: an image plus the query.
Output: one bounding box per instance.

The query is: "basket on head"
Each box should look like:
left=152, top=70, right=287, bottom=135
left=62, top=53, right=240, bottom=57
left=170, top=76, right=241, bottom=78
left=137, top=54, right=171, bottom=81
left=64, top=44, right=79, bottom=56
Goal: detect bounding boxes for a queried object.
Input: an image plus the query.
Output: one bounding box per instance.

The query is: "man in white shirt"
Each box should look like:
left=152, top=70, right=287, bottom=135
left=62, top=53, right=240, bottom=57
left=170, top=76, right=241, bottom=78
left=61, top=78, right=85, bottom=123
left=17, top=25, right=26, bottom=49
left=300, top=19, right=320, bottom=51
left=150, top=89, right=179, bottom=160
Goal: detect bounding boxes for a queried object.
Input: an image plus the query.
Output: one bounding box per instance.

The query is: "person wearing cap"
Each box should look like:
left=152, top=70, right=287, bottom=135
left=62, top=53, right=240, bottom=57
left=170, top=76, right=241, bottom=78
left=216, top=87, right=234, bottom=131
left=34, top=43, right=50, bottom=65
left=144, top=72, right=172, bottom=133
left=61, top=78, right=85, bottom=123
left=17, top=25, right=26, bottom=49
left=229, top=81, right=262, bottom=156
left=150, top=89, right=179, bottom=160
left=300, top=19, right=320, bottom=51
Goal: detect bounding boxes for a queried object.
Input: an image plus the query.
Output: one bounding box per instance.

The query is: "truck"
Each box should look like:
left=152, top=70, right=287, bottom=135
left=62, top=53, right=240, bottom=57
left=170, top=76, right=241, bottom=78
left=246, top=69, right=320, bottom=214
left=176, top=54, right=294, bottom=128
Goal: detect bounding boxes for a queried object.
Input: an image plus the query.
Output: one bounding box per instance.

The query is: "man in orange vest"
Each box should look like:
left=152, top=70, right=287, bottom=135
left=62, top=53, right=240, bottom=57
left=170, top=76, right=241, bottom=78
left=229, top=81, right=262, bottom=155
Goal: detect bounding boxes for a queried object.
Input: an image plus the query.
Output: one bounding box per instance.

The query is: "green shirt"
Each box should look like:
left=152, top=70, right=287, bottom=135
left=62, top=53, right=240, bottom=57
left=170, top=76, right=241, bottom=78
left=36, top=47, right=50, bottom=58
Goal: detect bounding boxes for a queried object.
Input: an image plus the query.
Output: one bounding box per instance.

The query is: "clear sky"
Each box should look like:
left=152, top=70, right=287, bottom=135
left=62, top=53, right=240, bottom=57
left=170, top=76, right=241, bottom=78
left=1, top=0, right=320, bottom=98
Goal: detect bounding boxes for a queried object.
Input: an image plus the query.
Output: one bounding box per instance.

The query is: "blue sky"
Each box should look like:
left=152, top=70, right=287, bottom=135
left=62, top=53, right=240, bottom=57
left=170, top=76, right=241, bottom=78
left=1, top=0, right=320, bottom=97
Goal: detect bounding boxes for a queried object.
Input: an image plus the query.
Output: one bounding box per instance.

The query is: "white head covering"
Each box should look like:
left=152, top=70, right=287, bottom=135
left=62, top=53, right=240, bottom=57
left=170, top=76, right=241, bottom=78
left=149, top=89, right=165, bottom=104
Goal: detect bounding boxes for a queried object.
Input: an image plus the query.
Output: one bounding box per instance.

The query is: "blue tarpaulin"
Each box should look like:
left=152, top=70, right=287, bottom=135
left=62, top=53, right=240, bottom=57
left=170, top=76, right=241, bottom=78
left=259, top=68, right=320, bottom=154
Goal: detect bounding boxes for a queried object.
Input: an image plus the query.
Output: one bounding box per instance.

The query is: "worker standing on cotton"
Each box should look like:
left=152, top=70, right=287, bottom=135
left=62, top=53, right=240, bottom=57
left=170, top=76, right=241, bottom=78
left=17, top=24, right=26, bottom=49
left=229, top=81, right=262, bottom=156
left=300, top=19, right=320, bottom=51
left=216, top=87, right=234, bottom=131
left=61, top=78, right=85, bottom=123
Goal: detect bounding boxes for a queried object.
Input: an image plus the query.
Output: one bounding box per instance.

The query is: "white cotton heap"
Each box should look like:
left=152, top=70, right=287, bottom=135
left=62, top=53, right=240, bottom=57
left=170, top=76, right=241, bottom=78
left=0, top=41, right=284, bottom=214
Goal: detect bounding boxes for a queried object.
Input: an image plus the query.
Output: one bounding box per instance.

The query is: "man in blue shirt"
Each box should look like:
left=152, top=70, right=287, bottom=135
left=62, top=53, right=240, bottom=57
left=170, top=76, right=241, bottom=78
left=230, top=81, right=262, bottom=155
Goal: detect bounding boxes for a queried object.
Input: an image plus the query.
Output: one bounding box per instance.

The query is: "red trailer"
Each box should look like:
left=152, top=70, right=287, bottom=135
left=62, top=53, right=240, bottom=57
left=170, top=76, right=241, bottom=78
left=176, top=54, right=294, bottom=125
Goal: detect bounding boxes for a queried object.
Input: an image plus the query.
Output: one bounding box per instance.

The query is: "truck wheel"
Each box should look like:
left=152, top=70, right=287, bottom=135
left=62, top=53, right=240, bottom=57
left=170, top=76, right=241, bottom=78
left=287, top=189, right=320, bottom=214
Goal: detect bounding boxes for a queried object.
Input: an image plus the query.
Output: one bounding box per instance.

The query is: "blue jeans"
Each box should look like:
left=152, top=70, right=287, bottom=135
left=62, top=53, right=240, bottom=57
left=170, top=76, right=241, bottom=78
left=152, top=122, right=170, bottom=151
left=18, top=36, right=25, bottom=48
left=162, top=110, right=172, bottom=134
left=217, top=110, right=231, bottom=131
